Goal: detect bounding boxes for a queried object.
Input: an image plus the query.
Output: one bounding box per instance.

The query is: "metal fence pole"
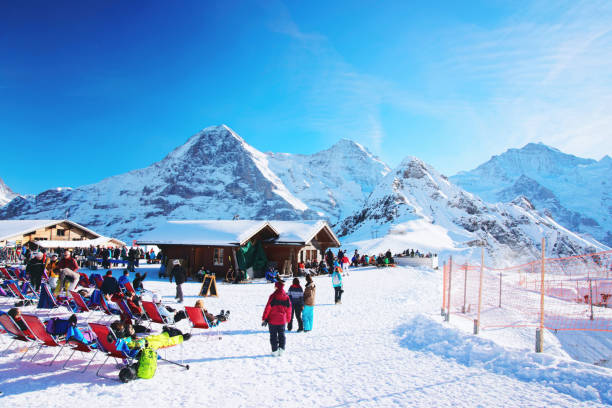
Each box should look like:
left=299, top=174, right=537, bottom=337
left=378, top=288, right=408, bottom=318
left=475, top=247, right=484, bottom=334
left=536, top=238, right=545, bottom=353
left=498, top=270, right=502, bottom=308
left=445, top=256, right=452, bottom=322
left=589, top=279, right=594, bottom=320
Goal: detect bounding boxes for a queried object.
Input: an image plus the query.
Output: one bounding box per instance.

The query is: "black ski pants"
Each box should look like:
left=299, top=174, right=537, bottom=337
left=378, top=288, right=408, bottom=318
left=288, top=304, right=303, bottom=331
left=268, top=324, right=286, bottom=352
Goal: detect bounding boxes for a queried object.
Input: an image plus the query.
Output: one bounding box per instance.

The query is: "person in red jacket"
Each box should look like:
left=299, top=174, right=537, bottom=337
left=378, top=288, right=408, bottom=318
left=262, top=279, right=292, bottom=356
left=54, top=250, right=81, bottom=295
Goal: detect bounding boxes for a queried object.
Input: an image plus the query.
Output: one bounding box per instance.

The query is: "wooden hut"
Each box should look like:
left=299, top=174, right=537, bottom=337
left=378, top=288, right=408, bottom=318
left=137, top=220, right=341, bottom=279
left=0, top=219, right=102, bottom=247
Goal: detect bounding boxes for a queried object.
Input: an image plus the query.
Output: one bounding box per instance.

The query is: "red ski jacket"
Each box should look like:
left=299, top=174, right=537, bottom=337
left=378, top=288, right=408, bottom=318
left=262, top=288, right=292, bottom=325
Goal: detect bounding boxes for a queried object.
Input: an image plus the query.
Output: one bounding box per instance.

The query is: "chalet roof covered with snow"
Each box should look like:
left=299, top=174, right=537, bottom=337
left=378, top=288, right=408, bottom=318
left=0, top=219, right=101, bottom=242
left=33, top=236, right=126, bottom=249
left=137, top=220, right=340, bottom=247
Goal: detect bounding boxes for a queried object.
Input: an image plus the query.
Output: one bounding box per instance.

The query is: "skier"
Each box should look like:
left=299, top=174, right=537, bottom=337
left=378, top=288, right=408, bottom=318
left=262, top=279, right=292, bottom=356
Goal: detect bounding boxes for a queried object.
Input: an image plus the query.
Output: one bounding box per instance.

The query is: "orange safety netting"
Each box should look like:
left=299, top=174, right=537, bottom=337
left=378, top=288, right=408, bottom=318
left=442, top=250, right=612, bottom=332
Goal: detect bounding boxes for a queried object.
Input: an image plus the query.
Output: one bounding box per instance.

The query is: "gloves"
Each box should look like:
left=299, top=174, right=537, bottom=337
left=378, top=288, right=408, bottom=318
left=261, top=320, right=268, bottom=327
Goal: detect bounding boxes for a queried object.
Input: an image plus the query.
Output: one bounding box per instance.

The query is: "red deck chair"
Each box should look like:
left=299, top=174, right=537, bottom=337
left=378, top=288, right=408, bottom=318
left=63, top=339, right=99, bottom=373
left=1, top=267, right=16, bottom=280
left=141, top=300, right=169, bottom=326
left=93, top=275, right=104, bottom=289
left=20, top=314, right=67, bottom=365
left=7, top=281, right=38, bottom=302
left=0, top=314, right=35, bottom=356
left=184, top=306, right=221, bottom=340
left=122, top=282, right=136, bottom=295
left=88, top=322, right=133, bottom=377
left=70, top=291, right=94, bottom=318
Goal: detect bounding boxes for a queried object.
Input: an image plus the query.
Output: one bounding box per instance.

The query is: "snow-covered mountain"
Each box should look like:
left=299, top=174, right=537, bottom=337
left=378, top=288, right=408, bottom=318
left=267, top=139, right=390, bottom=221
left=0, top=125, right=387, bottom=239
left=0, top=177, right=18, bottom=207
left=337, top=156, right=607, bottom=264
left=450, top=143, right=612, bottom=246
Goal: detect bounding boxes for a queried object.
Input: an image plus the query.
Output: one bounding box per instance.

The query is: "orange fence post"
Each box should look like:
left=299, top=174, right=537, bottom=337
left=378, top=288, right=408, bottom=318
left=475, top=247, right=484, bottom=334
left=441, top=261, right=447, bottom=316
left=445, top=256, right=452, bottom=322
left=462, top=262, right=468, bottom=313
left=536, top=238, right=545, bottom=353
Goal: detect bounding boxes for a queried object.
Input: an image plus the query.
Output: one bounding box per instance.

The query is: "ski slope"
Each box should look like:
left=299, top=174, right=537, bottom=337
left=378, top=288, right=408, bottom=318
left=0, top=265, right=610, bottom=407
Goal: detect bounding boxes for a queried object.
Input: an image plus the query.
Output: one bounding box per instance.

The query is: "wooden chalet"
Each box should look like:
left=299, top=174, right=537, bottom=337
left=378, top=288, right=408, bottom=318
left=137, top=220, right=341, bottom=278
left=0, top=219, right=102, bottom=248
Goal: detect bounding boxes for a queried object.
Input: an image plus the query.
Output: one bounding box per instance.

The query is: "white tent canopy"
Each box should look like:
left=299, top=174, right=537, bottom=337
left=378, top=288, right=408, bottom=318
left=33, top=236, right=126, bottom=249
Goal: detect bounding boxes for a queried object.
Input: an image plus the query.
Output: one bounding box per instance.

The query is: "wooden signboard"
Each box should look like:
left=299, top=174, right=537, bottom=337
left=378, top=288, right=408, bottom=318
left=199, top=274, right=218, bottom=297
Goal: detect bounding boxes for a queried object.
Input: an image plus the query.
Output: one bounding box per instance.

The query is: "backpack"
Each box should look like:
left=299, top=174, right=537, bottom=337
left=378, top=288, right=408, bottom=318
left=137, top=348, right=158, bottom=379
left=45, top=317, right=72, bottom=335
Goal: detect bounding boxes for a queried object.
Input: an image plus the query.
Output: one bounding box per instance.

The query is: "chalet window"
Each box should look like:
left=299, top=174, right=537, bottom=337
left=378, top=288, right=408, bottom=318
left=213, top=248, right=224, bottom=266
left=56, top=230, right=65, bottom=237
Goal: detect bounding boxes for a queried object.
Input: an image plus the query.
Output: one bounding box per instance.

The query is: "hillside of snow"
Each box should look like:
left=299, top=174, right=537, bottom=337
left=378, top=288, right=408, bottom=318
left=267, top=139, right=390, bottom=221
left=1, top=264, right=610, bottom=407
left=0, top=177, right=18, bottom=207
left=337, top=156, right=608, bottom=264
left=0, top=126, right=386, bottom=240
left=451, top=143, right=612, bottom=246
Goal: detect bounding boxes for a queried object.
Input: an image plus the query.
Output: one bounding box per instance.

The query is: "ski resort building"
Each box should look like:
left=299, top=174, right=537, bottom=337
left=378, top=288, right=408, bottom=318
left=137, top=220, right=341, bottom=278
left=0, top=219, right=124, bottom=248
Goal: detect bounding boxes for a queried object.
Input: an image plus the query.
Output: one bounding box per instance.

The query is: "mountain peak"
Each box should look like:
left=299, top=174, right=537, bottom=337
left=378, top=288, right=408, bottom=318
left=0, top=177, right=18, bottom=207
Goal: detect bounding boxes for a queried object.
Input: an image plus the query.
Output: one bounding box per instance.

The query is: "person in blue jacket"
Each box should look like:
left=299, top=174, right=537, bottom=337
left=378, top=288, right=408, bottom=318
left=118, top=269, right=130, bottom=286
left=331, top=267, right=343, bottom=304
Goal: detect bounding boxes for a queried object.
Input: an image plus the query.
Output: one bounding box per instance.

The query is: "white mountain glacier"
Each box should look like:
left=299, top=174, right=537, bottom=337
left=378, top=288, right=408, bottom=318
left=0, top=125, right=387, bottom=240
left=337, top=156, right=607, bottom=264
left=0, top=177, right=18, bottom=207
left=450, top=143, right=612, bottom=246
left=267, top=139, right=390, bottom=221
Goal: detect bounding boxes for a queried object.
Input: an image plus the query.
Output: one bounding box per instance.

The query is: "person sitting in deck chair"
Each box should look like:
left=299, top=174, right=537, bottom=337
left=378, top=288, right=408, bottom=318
left=118, top=270, right=130, bottom=286
left=6, top=308, right=31, bottom=336
left=101, top=271, right=120, bottom=296
left=45, top=314, right=95, bottom=345
left=193, top=299, right=229, bottom=326
left=110, top=320, right=190, bottom=359
left=151, top=294, right=186, bottom=324
left=132, top=272, right=147, bottom=293
left=265, top=267, right=278, bottom=283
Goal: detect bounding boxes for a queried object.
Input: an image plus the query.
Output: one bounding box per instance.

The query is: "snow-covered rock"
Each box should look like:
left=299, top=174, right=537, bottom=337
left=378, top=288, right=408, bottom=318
left=451, top=143, right=612, bottom=246
left=337, top=156, right=608, bottom=264
left=0, top=177, right=18, bottom=207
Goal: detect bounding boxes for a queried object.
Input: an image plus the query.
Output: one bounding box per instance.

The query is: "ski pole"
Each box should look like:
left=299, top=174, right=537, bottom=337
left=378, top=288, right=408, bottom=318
left=158, top=355, right=190, bottom=370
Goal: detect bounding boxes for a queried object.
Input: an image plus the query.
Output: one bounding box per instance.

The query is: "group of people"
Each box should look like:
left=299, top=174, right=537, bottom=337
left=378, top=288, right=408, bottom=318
left=401, top=248, right=436, bottom=258
left=262, top=275, right=316, bottom=356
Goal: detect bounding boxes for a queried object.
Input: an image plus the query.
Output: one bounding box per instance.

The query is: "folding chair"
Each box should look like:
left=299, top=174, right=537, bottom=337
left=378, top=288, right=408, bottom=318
left=122, top=282, right=136, bottom=295
left=141, top=300, right=170, bottom=327
left=20, top=314, right=67, bottom=365
left=88, top=322, right=134, bottom=378
left=70, top=290, right=94, bottom=318
left=63, top=339, right=99, bottom=373
left=0, top=314, right=35, bottom=356
left=6, top=281, right=38, bottom=303
left=0, top=267, right=16, bottom=280
left=184, top=306, right=221, bottom=340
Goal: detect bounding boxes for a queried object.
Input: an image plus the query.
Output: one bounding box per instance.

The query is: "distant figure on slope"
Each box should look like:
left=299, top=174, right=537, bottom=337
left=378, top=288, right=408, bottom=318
left=302, top=275, right=316, bottom=332
left=341, top=254, right=350, bottom=276
left=287, top=278, right=304, bottom=332
left=332, top=267, right=343, bottom=304
left=262, top=279, right=292, bottom=356
left=169, top=260, right=185, bottom=303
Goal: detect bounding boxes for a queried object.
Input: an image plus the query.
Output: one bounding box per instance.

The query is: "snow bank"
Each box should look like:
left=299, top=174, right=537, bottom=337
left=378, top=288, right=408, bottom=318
left=394, top=315, right=612, bottom=404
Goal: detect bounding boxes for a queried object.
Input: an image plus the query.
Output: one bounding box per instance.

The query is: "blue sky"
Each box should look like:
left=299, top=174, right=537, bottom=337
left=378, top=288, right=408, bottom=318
left=1, top=0, right=611, bottom=194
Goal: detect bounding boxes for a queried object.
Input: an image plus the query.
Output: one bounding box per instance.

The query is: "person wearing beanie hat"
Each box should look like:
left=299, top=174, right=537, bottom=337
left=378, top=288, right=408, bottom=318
left=26, top=251, right=46, bottom=292
left=169, top=259, right=186, bottom=303
left=262, top=279, right=292, bottom=356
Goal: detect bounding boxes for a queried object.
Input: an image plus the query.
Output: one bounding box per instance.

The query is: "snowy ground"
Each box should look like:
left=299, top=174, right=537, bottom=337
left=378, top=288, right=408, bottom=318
left=1, top=264, right=611, bottom=407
